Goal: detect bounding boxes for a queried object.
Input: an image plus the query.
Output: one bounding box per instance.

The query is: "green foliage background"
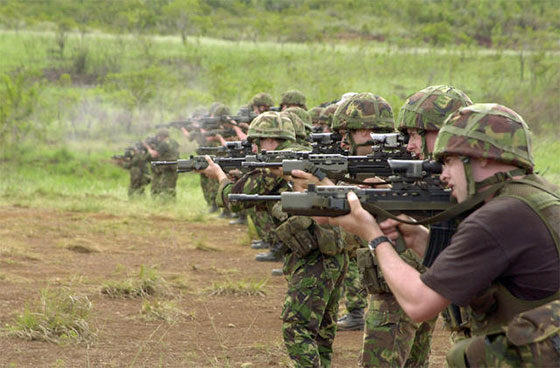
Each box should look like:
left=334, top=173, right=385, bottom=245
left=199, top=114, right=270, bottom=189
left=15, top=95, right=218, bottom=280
left=0, top=0, right=558, bottom=214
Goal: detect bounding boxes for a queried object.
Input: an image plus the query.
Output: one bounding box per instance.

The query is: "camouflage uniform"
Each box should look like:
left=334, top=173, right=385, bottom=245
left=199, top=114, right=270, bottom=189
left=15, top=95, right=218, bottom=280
left=332, top=93, right=436, bottom=367
left=216, top=112, right=348, bottom=367
left=122, top=149, right=151, bottom=199
left=431, top=103, right=560, bottom=367
left=151, top=131, right=179, bottom=200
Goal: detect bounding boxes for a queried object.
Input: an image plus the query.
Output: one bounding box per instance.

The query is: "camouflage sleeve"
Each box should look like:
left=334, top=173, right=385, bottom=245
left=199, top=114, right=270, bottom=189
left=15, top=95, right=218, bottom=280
left=217, top=169, right=286, bottom=212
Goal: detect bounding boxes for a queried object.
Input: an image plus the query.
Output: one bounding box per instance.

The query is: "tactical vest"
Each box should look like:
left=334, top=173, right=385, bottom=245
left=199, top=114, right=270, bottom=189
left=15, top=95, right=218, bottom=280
left=466, top=175, right=560, bottom=336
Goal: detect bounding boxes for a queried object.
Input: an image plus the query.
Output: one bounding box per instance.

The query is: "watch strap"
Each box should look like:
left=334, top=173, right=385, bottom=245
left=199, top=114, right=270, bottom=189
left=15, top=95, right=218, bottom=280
left=368, top=236, right=392, bottom=252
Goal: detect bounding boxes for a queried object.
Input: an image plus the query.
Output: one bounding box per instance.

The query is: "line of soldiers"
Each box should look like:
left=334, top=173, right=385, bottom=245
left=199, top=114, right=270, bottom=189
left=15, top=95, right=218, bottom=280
left=116, top=87, right=559, bottom=367
left=112, top=130, right=180, bottom=201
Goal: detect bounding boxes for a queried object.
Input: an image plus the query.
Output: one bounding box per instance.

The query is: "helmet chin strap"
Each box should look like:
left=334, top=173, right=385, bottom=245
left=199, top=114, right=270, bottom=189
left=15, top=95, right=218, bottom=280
left=419, top=129, right=431, bottom=160
left=462, top=155, right=528, bottom=197
left=461, top=157, right=478, bottom=197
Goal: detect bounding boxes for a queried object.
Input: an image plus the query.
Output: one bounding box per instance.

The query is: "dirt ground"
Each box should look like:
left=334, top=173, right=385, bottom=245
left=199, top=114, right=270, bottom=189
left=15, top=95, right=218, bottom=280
left=0, top=205, right=450, bottom=367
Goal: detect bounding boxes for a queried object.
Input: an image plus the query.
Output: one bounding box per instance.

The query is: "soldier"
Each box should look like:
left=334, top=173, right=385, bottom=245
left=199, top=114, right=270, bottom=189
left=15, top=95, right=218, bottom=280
left=199, top=112, right=348, bottom=367
left=281, top=110, right=313, bottom=149
left=318, top=103, right=339, bottom=133
left=144, top=129, right=179, bottom=200
left=233, top=92, right=276, bottom=227
left=291, top=93, right=432, bottom=366
left=390, top=85, right=473, bottom=364
left=308, top=106, right=325, bottom=132
left=249, top=92, right=275, bottom=114
left=113, top=143, right=151, bottom=199
left=280, top=89, right=307, bottom=111
left=285, top=106, right=313, bottom=138
left=328, top=103, right=560, bottom=367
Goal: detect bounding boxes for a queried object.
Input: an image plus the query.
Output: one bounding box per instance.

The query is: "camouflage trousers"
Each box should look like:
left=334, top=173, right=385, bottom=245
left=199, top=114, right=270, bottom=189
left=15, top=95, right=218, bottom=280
left=248, top=208, right=278, bottom=244
left=341, top=257, right=368, bottom=314
left=361, top=293, right=437, bottom=368
left=282, top=250, right=348, bottom=368
left=151, top=167, right=178, bottom=200
left=200, top=173, right=218, bottom=206
left=128, top=167, right=149, bottom=199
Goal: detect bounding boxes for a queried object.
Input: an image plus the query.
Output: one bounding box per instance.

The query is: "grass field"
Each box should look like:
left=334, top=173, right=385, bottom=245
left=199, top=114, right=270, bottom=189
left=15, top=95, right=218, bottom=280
left=0, top=26, right=559, bottom=367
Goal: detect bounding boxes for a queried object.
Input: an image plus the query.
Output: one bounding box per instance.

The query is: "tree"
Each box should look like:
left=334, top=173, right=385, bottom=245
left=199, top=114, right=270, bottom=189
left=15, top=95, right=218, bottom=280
left=0, top=69, right=43, bottom=149
left=162, top=0, right=208, bottom=44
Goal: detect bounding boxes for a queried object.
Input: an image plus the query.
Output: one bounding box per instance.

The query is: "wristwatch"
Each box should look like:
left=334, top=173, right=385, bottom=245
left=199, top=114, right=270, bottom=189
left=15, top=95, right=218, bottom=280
left=367, top=236, right=392, bottom=252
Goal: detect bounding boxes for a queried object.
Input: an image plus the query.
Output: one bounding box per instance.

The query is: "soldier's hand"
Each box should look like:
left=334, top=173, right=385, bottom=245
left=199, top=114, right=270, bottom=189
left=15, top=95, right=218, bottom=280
left=268, top=166, right=284, bottom=178
left=196, top=155, right=228, bottom=182
left=379, top=217, right=429, bottom=256
left=288, top=169, right=335, bottom=191
left=326, top=191, right=382, bottom=241
left=361, top=176, right=391, bottom=189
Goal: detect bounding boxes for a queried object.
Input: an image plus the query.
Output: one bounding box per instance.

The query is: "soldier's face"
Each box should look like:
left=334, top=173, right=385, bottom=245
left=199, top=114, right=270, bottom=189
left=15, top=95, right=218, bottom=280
left=440, top=155, right=468, bottom=203
left=406, top=129, right=423, bottom=158
left=350, top=130, right=373, bottom=156
left=258, top=138, right=279, bottom=152
left=406, top=129, right=438, bottom=159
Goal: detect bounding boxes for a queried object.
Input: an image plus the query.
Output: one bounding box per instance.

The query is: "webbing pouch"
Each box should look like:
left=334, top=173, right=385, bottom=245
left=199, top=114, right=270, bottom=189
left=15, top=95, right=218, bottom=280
left=274, top=216, right=318, bottom=258
left=356, top=248, right=390, bottom=294
left=314, top=224, right=344, bottom=256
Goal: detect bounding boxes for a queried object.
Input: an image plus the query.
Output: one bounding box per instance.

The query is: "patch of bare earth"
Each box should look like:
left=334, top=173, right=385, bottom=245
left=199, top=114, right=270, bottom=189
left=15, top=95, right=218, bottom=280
left=0, top=206, right=450, bottom=367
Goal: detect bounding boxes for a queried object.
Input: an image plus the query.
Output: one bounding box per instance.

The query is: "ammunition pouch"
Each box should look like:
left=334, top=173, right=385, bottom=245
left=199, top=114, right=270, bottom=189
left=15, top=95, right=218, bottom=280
left=357, top=241, right=424, bottom=295
left=341, top=229, right=365, bottom=257
left=446, top=300, right=560, bottom=368
left=356, top=247, right=390, bottom=294
left=314, top=224, right=345, bottom=256
left=274, top=216, right=318, bottom=258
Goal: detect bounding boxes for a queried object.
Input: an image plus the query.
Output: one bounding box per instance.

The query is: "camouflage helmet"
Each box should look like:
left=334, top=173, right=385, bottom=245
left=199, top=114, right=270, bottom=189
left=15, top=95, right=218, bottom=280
left=247, top=111, right=296, bottom=142
left=340, top=92, right=358, bottom=103
left=433, top=103, right=534, bottom=171
left=331, top=92, right=394, bottom=132
left=397, top=85, right=473, bottom=133
left=250, top=92, right=274, bottom=108
left=285, top=107, right=313, bottom=133
left=156, top=128, right=170, bottom=138
left=319, top=103, right=339, bottom=128
left=281, top=111, right=307, bottom=140
left=212, top=104, right=231, bottom=117
left=308, top=107, right=324, bottom=124
left=208, top=102, right=222, bottom=115
left=280, top=90, right=307, bottom=109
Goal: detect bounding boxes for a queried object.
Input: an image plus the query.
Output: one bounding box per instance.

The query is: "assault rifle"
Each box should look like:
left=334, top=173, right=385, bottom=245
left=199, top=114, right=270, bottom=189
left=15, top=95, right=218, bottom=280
left=112, top=147, right=135, bottom=161
left=151, top=156, right=248, bottom=173
left=112, top=141, right=150, bottom=160
left=196, top=140, right=253, bottom=158
left=150, top=149, right=310, bottom=173
left=241, top=149, right=415, bottom=182
left=229, top=160, right=452, bottom=219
